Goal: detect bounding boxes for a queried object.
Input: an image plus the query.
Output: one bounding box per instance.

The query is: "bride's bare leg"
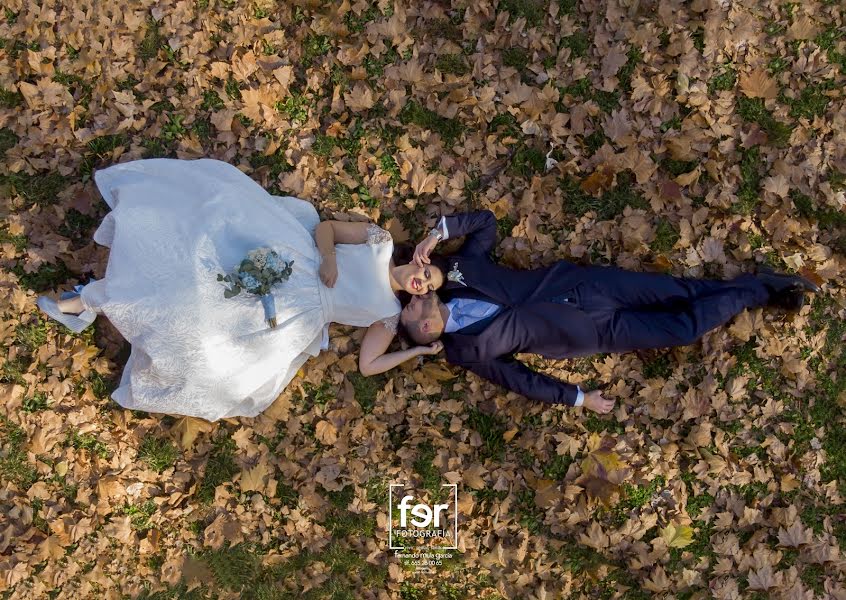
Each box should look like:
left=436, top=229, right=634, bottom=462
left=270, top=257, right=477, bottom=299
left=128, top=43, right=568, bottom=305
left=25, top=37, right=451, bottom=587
left=57, top=296, right=85, bottom=314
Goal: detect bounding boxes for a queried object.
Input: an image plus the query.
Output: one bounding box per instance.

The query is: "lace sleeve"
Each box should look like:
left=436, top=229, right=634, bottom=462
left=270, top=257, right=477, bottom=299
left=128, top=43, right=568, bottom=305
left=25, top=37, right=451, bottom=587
left=379, top=313, right=400, bottom=334
left=366, top=223, right=392, bottom=246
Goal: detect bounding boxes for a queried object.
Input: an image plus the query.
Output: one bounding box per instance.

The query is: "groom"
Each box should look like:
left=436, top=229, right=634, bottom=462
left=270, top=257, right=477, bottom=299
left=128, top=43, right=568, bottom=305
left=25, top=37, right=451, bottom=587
left=399, top=210, right=821, bottom=414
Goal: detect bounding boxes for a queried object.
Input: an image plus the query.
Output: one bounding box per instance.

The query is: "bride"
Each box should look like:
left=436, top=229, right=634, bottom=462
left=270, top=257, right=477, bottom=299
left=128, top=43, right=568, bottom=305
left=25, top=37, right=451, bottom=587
left=36, top=158, right=446, bottom=421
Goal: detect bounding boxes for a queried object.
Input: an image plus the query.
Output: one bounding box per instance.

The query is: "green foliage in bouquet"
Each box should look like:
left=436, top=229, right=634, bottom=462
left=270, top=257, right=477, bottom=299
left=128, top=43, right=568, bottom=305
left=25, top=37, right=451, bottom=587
left=217, top=248, right=294, bottom=298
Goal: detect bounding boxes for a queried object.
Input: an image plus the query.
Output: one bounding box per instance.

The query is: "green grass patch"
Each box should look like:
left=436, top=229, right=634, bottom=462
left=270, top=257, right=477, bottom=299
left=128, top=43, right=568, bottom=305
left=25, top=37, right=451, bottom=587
left=200, top=89, right=224, bottom=111
left=302, top=34, right=332, bottom=67
left=1, top=170, right=68, bottom=207
left=0, top=127, right=18, bottom=155
left=123, top=499, right=157, bottom=534
left=399, top=101, right=464, bottom=145
left=436, top=54, right=470, bottom=76
left=67, top=430, right=110, bottom=459
left=297, top=380, right=335, bottom=408
left=642, top=353, right=673, bottom=379
left=650, top=218, right=679, bottom=253
left=542, top=453, right=574, bottom=480
left=708, top=63, right=737, bottom=93
left=618, top=46, right=642, bottom=93
left=275, top=93, right=311, bottom=125
left=560, top=30, right=590, bottom=59
left=323, top=485, right=375, bottom=538
left=344, top=6, right=382, bottom=33
left=499, top=0, right=548, bottom=27
left=196, top=431, right=238, bottom=504
left=363, top=47, right=401, bottom=79
left=733, top=146, right=765, bottom=216
left=0, top=87, right=22, bottom=108
left=736, top=96, right=793, bottom=147
left=610, top=476, right=667, bottom=527
left=510, top=144, right=546, bottom=178
left=139, top=17, right=164, bottom=61
left=514, top=486, right=547, bottom=534
left=22, top=391, right=50, bottom=413
left=138, top=434, right=179, bottom=473
left=11, top=259, right=74, bottom=294
left=502, top=47, right=530, bottom=70
left=466, top=407, right=508, bottom=461
left=200, top=540, right=386, bottom=598
left=488, top=111, right=520, bottom=137
left=249, top=147, right=293, bottom=192
left=790, top=189, right=846, bottom=229
left=497, top=215, right=517, bottom=239
left=782, top=79, right=836, bottom=120
left=0, top=416, right=39, bottom=489
left=560, top=170, right=649, bottom=220
left=347, top=371, right=384, bottom=413
left=660, top=157, right=698, bottom=177
left=379, top=152, right=401, bottom=187
left=413, top=440, right=447, bottom=502
left=58, top=208, right=97, bottom=240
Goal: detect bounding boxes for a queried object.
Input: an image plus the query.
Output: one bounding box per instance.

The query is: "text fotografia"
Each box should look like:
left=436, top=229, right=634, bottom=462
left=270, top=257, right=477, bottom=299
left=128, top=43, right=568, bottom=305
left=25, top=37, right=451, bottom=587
left=392, top=528, right=454, bottom=539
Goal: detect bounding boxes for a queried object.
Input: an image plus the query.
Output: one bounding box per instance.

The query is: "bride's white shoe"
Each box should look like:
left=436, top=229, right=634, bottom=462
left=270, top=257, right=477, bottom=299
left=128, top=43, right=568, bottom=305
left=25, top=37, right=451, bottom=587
left=37, top=281, right=98, bottom=333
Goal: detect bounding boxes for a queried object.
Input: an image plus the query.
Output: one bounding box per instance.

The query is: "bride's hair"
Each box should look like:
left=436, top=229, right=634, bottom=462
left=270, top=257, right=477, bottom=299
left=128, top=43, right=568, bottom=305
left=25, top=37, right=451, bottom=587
left=391, top=244, right=450, bottom=291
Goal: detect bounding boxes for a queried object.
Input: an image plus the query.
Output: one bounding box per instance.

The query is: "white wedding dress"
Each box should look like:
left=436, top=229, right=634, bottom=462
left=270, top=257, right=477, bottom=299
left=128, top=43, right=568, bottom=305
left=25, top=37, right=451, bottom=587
left=79, top=158, right=401, bottom=421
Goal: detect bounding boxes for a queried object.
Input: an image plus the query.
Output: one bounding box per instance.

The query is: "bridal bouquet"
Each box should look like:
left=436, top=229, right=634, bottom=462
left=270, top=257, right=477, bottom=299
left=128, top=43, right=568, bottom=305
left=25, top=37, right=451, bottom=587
left=217, top=248, right=294, bottom=328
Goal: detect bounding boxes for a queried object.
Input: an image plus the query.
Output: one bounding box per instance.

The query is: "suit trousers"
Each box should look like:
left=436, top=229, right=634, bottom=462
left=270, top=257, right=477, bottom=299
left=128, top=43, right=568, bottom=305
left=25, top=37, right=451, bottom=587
left=552, top=266, right=770, bottom=353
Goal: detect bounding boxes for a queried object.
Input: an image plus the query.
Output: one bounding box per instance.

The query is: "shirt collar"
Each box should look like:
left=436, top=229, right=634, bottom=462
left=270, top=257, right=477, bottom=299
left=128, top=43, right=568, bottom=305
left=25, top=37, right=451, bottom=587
left=443, top=298, right=460, bottom=333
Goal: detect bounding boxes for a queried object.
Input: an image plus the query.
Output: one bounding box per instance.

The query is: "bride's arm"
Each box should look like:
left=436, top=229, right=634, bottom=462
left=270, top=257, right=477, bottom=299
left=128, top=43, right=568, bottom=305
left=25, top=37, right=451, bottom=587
left=359, top=321, right=442, bottom=376
left=315, top=220, right=376, bottom=287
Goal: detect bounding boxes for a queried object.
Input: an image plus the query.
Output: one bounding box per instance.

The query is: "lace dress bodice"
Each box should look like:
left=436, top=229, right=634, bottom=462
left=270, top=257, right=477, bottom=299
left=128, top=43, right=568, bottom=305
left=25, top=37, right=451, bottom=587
left=319, top=224, right=401, bottom=331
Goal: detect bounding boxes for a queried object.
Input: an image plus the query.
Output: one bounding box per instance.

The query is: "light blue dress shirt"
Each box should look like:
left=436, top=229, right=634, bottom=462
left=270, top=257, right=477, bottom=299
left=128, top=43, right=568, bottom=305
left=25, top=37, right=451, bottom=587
left=437, top=217, right=584, bottom=407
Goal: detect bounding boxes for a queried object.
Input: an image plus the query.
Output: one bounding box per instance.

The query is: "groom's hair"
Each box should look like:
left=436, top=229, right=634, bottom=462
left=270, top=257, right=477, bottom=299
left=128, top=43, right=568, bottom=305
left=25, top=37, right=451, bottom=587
left=397, top=291, right=444, bottom=346
left=404, top=319, right=441, bottom=345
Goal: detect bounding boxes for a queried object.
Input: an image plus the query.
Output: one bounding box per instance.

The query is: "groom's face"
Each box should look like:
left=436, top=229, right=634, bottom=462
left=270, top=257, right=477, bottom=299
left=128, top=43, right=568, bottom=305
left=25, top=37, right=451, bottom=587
left=400, top=291, right=445, bottom=344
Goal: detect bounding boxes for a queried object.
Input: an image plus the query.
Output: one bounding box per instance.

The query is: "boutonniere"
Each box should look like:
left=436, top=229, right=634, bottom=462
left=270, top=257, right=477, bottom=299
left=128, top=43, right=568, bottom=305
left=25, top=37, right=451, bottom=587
left=447, top=262, right=467, bottom=286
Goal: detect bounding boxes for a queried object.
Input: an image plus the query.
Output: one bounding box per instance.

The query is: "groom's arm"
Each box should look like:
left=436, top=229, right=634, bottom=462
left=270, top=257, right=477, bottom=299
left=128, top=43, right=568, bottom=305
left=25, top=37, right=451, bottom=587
left=438, top=210, right=497, bottom=256
left=462, top=357, right=584, bottom=407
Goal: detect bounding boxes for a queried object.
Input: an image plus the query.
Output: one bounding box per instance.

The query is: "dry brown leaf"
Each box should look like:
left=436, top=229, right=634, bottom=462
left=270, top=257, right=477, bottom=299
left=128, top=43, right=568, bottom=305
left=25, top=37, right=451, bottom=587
left=739, top=69, right=778, bottom=100
left=171, top=417, right=214, bottom=450
left=580, top=166, right=615, bottom=197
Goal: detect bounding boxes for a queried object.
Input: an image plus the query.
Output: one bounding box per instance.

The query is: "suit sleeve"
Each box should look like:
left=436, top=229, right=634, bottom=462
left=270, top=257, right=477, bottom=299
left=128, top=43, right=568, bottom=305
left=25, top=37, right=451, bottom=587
left=442, top=210, right=497, bottom=256
left=463, top=356, right=581, bottom=406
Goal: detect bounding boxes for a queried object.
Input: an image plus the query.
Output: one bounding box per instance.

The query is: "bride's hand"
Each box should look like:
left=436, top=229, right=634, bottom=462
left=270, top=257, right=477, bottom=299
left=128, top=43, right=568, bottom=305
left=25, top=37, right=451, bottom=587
left=418, top=340, right=444, bottom=355
left=413, top=234, right=439, bottom=267
left=319, top=256, right=338, bottom=287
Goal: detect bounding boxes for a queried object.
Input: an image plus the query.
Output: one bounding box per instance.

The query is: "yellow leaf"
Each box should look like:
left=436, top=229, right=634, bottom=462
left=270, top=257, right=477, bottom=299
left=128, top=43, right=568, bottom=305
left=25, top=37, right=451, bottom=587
left=660, top=522, right=694, bottom=548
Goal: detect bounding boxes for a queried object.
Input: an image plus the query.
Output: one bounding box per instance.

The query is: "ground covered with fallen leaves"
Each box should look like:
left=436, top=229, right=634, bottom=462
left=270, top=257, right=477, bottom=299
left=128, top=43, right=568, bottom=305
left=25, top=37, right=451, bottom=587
left=1, top=0, right=846, bottom=598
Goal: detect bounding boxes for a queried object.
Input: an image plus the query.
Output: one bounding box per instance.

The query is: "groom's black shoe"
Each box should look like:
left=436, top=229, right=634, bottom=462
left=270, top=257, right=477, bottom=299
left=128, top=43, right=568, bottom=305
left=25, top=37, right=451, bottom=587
left=755, top=265, right=821, bottom=294
left=766, top=285, right=806, bottom=312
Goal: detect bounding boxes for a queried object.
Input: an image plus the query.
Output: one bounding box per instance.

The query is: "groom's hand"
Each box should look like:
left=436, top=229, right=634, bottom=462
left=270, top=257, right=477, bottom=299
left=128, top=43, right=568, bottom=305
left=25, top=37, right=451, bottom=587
left=413, top=234, right=438, bottom=267
left=582, top=390, right=615, bottom=414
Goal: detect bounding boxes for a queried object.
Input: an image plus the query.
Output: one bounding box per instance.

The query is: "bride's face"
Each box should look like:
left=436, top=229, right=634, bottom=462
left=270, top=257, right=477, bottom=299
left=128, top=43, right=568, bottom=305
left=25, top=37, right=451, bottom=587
left=397, top=262, right=444, bottom=295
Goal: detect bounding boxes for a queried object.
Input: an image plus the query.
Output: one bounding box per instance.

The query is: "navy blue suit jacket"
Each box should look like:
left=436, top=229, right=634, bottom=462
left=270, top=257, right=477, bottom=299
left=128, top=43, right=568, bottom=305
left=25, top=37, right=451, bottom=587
left=439, top=210, right=596, bottom=406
